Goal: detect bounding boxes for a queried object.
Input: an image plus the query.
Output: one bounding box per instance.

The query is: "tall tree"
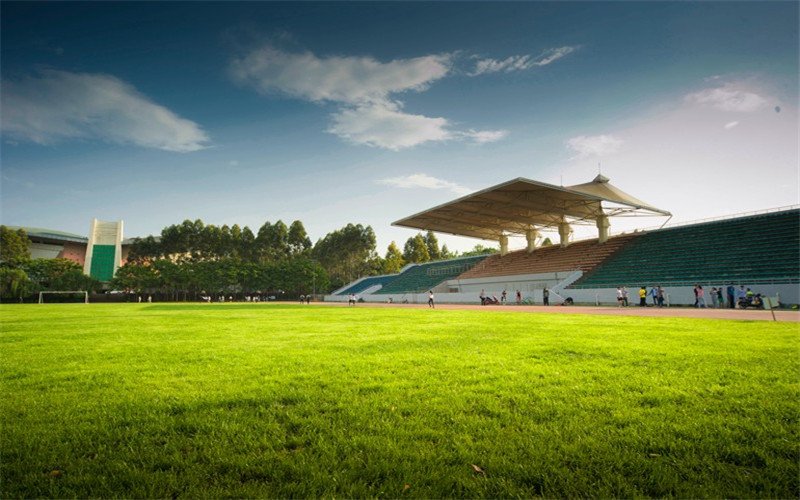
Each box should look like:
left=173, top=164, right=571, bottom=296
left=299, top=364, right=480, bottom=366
left=403, top=234, right=430, bottom=263
left=440, top=244, right=455, bottom=259
left=424, top=231, right=441, bottom=260
left=288, top=220, right=312, bottom=256
left=257, top=220, right=290, bottom=263
left=312, top=223, right=376, bottom=289
left=382, top=241, right=405, bottom=274
left=0, top=226, right=31, bottom=266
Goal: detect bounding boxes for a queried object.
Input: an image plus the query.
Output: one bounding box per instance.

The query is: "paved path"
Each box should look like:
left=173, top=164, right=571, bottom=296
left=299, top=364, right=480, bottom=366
left=320, top=301, right=799, bottom=322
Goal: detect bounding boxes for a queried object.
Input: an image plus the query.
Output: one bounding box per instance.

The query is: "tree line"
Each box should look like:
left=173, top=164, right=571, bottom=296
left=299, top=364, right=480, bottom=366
left=0, top=221, right=497, bottom=301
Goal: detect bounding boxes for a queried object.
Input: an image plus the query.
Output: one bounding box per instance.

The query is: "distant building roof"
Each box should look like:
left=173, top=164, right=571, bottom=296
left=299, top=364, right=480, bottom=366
left=5, top=226, right=88, bottom=244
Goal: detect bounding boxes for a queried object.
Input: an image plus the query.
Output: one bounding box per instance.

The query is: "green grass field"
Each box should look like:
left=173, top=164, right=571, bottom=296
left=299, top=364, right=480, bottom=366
left=1, top=303, right=798, bottom=498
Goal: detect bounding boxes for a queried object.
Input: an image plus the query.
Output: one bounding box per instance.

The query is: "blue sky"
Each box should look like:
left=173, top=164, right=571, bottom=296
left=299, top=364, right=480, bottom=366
left=2, top=1, right=797, bottom=253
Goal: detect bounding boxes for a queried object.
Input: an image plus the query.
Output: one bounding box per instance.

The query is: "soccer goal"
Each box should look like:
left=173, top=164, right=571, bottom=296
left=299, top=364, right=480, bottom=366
left=38, top=291, right=89, bottom=304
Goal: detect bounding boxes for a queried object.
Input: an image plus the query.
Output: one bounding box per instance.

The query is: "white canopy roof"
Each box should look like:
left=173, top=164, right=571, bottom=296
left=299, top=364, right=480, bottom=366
left=393, top=175, right=670, bottom=240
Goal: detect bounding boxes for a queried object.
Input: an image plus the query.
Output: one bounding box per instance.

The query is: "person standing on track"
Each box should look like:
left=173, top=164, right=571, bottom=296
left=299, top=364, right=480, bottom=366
left=428, top=290, right=435, bottom=308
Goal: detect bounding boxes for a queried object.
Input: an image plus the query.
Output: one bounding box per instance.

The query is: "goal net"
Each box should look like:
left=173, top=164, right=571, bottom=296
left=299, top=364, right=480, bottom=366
left=38, top=291, right=89, bottom=304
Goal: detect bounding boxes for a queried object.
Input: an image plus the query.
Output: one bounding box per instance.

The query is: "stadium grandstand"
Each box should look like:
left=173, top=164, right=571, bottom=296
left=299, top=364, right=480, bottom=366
left=327, top=176, right=800, bottom=306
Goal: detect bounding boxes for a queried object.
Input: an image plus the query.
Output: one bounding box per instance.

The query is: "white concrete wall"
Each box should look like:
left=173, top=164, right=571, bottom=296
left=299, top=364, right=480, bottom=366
left=561, top=283, right=799, bottom=307
left=326, top=281, right=799, bottom=306
left=30, top=242, right=64, bottom=260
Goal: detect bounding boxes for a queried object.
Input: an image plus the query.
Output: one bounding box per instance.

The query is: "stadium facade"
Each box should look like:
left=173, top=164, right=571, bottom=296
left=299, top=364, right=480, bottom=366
left=329, top=176, right=800, bottom=306
left=9, top=219, right=129, bottom=283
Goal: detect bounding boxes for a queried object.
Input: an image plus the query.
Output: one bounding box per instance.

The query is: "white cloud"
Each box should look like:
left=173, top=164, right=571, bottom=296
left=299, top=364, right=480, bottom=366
left=724, top=121, right=740, bottom=129
left=458, top=129, right=508, bottom=144
left=230, top=44, right=510, bottom=150
left=327, top=102, right=508, bottom=150
left=470, top=46, right=578, bottom=75
left=685, top=83, right=768, bottom=112
left=230, top=46, right=451, bottom=105
left=566, top=134, right=623, bottom=159
left=534, top=46, right=579, bottom=66
left=1, top=69, right=210, bottom=152
left=377, top=173, right=473, bottom=196
left=328, top=102, right=451, bottom=150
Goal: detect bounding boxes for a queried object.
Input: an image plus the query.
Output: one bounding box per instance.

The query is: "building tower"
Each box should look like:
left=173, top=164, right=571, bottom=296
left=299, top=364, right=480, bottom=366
left=83, top=219, right=123, bottom=282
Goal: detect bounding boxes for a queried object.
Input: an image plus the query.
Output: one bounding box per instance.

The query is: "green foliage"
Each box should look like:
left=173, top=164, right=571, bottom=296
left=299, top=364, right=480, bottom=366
left=0, top=226, right=31, bottom=267
left=382, top=241, right=405, bottom=274
left=288, top=220, right=312, bottom=257
left=424, top=231, right=441, bottom=260
left=1, top=305, right=797, bottom=498
left=110, top=257, right=329, bottom=299
left=440, top=243, right=455, bottom=259
left=403, top=234, right=430, bottom=263
left=312, top=223, right=376, bottom=290
left=0, top=267, right=30, bottom=299
left=24, top=258, right=102, bottom=293
left=460, top=244, right=500, bottom=257
left=122, top=219, right=360, bottom=295
left=402, top=232, right=456, bottom=264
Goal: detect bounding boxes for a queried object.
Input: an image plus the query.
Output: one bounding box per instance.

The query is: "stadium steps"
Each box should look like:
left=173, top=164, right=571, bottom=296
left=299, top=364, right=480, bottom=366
left=571, top=209, right=800, bottom=288
left=456, top=234, right=637, bottom=280
left=335, top=274, right=399, bottom=296
left=375, top=255, right=488, bottom=294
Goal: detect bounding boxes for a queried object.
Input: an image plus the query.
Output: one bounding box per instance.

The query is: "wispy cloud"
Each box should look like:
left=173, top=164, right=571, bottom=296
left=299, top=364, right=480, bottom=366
left=724, top=121, right=740, bottom=130
left=377, top=173, right=473, bottom=196
left=566, top=134, right=623, bottom=159
left=230, top=44, right=506, bottom=150
left=470, top=46, right=578, bottom=76
left=685, top=83, right=768, bottom=112
left=458, top=129, right=508, bottom=144
left=1, top=69, right=210, bottom=152
left=230, top=46, right=451, bottom=105
left=328, top=102, right=451, bottom=151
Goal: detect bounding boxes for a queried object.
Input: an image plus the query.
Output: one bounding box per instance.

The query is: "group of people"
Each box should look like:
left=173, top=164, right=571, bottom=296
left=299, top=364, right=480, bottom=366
left=479, top=288, right=548, bottom=306
left=702, top=284, right=764, bottom=309
left=298, top=294, right=312, bottom=304
left=617, top=285, right=666, bottom=308
left=614, top=283, right=765, bottom=309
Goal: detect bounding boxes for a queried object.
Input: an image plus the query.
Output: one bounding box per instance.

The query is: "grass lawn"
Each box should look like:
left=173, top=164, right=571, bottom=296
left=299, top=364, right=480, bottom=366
left=1, top=303, right=798, bottom=498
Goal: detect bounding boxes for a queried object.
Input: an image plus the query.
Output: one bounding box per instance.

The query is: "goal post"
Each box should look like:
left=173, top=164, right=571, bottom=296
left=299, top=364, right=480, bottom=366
left=38, top=291, right=89, bottom=304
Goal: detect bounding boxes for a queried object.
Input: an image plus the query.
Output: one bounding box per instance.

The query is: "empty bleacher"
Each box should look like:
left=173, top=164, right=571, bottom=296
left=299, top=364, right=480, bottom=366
left=376, top=255, right=487, bottom=294
left=572, top=209, right=800, bottom=288
left=335, top=274, right=398, bottom=296
left=457, top=234, right=637, bottom=280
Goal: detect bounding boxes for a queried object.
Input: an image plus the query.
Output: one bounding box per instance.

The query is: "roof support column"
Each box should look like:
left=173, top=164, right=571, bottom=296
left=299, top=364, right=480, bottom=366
left=558, top=220, right=572, bottom=248
left=526, top=228, right=539, bottom=253
left=596, top=214, right=610, bottom=244
left=499, top=234, right=509, bottom=256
